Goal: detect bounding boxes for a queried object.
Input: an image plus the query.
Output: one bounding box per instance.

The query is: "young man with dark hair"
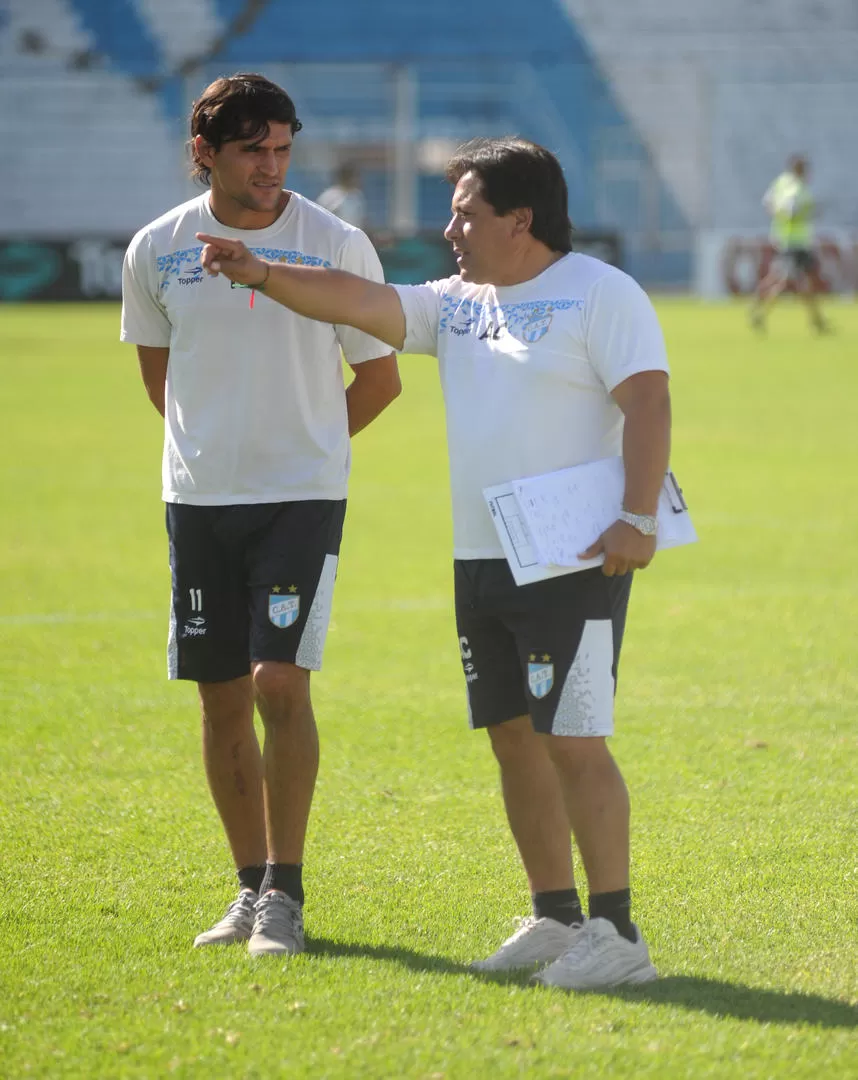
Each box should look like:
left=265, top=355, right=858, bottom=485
left=195, top=135, right=670, bottom=990
left=121, top=73, right=400, bottom=958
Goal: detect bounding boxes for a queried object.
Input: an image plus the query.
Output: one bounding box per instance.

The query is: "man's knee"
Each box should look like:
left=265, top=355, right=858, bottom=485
left=251, top=661, right=310, bottom=719
left=546, top=735, right=616, bottom=781
left=198, top=675, right=253, bottom=732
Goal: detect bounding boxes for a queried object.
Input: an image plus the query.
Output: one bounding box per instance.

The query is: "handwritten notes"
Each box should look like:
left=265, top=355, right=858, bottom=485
left=484, top=458, right=697, bottom=586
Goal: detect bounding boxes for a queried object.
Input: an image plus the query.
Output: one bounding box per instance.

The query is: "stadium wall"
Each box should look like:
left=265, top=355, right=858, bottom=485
left=0, top=0, right=680, bottom=289
left=0, top=232, right=621, bottom=303
left=3, top=0, right=855, bottom=295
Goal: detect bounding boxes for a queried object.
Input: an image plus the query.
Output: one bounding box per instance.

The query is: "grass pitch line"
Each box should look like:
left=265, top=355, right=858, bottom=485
left=0, top=611, right=162, bottom=626
left=0, top=597, right=451, bottom=626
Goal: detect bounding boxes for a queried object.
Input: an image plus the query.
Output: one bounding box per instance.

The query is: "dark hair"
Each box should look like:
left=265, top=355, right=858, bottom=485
left=445, top=137, right=573, bottom=253
left=190, top=73, right=303, bottom=185
left=335, top=162, right=360, bottom=188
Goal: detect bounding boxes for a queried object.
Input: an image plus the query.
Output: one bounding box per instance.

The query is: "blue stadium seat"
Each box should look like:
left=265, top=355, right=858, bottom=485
left=69, top=0, right=160, bottom=75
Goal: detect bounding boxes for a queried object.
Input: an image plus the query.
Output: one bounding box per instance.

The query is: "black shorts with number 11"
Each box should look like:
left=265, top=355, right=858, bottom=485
left=166, top=500, right=346, bottom=683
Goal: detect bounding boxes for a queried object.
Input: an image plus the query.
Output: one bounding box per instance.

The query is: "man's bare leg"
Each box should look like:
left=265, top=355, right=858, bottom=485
left=545, top=735, right=629, bottom=895
left=750, top=269, right=787, bottom=329
left=487, top=715, right=574, bottom=894
left=797, top=274, right=830, bottom=332
left=245, top=661, right=318, bottom=957
left=251, top=661, right=318, bottom=868
left=199, top=675, right=267, bottom=869
left=193, top=676, right=267, bottom=947
left=534, top=736, right=657, bottom=989
left=471, top=715, right=581, bottom=972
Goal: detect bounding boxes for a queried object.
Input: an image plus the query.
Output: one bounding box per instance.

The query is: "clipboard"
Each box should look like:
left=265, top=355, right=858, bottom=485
left=484, top=457, right=697, bottom=586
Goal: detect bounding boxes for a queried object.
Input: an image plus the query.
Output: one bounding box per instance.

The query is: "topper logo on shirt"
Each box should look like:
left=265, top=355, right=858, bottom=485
left=177, top=266, right=203, bottom=285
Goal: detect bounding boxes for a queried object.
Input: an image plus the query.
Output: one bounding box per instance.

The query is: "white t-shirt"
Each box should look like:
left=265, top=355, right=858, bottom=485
left=121, top=192, right=389, bottom=504
left=394, top=253, right=670, bottom=559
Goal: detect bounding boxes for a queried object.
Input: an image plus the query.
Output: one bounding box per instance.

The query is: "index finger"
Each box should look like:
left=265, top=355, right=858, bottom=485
left=195, top=232, right=243, bottom=254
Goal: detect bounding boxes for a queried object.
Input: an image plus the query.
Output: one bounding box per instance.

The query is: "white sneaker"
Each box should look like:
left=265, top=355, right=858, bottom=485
left=247, top=890, right=305, bottom=957
left=471, top=916, right=583, bottom=973
left=193, top=889, right=257, bottom=947
left=533, top=917, right=657, bottom=989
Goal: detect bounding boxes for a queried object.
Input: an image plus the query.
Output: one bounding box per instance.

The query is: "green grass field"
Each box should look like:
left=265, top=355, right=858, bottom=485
left=1, top=300, right=856, bottom=1079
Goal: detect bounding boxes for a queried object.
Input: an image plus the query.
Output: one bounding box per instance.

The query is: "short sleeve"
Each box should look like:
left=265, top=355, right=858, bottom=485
left=391, top=280, right=448, bottom=357
left=120, top=230, right=171, bottom=347
left=334, top=229, right=395, bottom=364
left=584, top=270, right=669, bottom=392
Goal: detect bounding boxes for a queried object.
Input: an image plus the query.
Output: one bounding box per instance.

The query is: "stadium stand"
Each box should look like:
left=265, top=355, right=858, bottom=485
left=560, top=0, right=858, bottom=231
left=133, top=0, right=222, bottom=73
left=1, top=0, right=689, bottom=281
left=6, top=0, right=854, bottom=284
left=0, top=0, right=190, bottom=235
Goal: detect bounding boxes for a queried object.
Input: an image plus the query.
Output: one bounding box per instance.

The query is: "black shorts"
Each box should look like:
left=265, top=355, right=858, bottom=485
left=166, top=500, right=346, bottom=683
left=454, top=559, right=632, bottom=736
left=774, top=248, right=817, bottom=278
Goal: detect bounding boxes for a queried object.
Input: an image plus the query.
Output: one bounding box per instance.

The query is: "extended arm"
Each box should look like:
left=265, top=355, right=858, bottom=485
left=196, top=233, right=407, bottom=349
left=137, top=346, right=169, bottom=417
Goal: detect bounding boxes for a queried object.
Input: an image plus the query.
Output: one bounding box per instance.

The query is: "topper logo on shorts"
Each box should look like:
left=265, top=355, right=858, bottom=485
left=528, top=653, right=554, bottom=699
left=269, top=586, right=300, bottom=629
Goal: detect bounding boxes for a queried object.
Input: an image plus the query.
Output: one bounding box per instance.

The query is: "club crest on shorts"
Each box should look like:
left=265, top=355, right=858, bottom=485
left=522, top=313, right=552, bottom=343
left=269, top=588, right=300, bottom=629
left=528, top=653, right=554, bottom=699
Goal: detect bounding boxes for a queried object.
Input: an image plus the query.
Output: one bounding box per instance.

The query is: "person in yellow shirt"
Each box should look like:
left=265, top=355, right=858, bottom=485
left=749, top=155, right=830, bottom=333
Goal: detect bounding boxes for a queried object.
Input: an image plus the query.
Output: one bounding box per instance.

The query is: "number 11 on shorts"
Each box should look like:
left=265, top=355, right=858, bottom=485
left=189, top=588, right=203, bottom=611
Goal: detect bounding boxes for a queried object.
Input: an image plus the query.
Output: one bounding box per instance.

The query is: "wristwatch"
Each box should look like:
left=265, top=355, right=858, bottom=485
left=618, top=510, right=658, bottom=536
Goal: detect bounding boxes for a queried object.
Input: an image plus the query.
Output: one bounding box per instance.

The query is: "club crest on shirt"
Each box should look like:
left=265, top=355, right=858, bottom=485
left=528, top=656, right=554, bottom=699
left=522, top=313, right=552, bottom=343
left=269, top=593, right=300, bottom=628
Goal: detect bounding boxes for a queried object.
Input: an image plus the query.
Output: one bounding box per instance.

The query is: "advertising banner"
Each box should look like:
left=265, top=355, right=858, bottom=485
left=695, top=230, right=858, bottom=299
left=0, top=232, right=622, bottom=302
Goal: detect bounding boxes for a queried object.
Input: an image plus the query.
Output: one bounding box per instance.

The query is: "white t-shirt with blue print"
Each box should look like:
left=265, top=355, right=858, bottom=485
left=121, top=192, right=390, bottom=504
left=394, top=253, right=670, bottom=559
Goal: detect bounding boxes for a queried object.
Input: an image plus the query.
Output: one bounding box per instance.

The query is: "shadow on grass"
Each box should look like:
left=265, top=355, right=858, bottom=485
left=597, top=976, right=858, bottom=1029
left=308, top=937, right=858, bottom=1029
left=306, top=936, right=473, bottom=976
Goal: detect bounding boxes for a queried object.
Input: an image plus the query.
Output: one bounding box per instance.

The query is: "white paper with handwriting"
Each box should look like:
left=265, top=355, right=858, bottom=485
left=484, top=457, right=696, bottom=586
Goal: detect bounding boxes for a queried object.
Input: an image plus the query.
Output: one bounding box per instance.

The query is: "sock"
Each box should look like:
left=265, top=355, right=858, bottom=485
left=532, top=887, right=583, bottom=927
left=588, top=888, right=636, bottom=943
left=259, top=862, right=304, bottom=905
left=236, top=864, right=266, bottom=895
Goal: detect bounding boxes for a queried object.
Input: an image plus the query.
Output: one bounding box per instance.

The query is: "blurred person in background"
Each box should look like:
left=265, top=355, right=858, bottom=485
left=749, top=154, right=831, bottom=333
left=120, top=73, right=400, bottom=959
left=317, top=161, right=368, bottom=229
left=196, top=136, right=672, bottom=991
